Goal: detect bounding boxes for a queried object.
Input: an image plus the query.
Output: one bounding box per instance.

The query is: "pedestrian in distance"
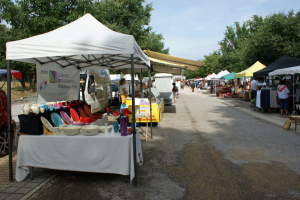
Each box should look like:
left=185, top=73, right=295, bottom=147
left=277, top=79, right=289, bottom=115
left=191, top=81, right=195, bottom=92
left=172, top=83, right=178, bottom=103
left=119, top=78, right=127, bottom=104
left=250, top=77, right=258, bottom=107
left=197, top=83, right=201, bottom=93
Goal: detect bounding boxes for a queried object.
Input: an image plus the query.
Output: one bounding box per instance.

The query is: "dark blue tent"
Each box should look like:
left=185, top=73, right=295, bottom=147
left=253, top=55, right=300, bottom=77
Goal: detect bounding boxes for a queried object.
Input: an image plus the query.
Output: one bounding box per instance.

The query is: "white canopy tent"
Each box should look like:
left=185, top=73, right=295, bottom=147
left=6, top=13, right=150, bottom=186
left=212, top=70, right=230, bottom=80
left=206, top=73, right=217, bottom=81
left=269, top=66, right=300, bottom=76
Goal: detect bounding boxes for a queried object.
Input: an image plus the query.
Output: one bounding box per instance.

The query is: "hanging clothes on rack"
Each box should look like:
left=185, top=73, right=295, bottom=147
left=256, top=90, right=261, bottom=108
left=270, top=90, right=279, bottom=108
left=260, top=90, right=270, bottom=108
left=296, top=88, right=300, bottom=103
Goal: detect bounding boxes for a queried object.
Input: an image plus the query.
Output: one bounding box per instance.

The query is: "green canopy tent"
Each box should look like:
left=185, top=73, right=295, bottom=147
left=221, top=72, right=235, bottom=80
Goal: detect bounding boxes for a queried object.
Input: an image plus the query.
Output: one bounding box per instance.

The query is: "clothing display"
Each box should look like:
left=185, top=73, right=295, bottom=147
left=256, top=90, right=261, bottom=108
left=296, top=89, right=300, bottom=102
left=270, top=90, right=280, bottom=108
left=260, top=90, right=270, bottom=108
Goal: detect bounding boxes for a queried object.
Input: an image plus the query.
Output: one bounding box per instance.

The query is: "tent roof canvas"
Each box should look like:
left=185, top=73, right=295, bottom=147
left=253, top=55, right=300, bottom=78
left=206, top=73, right=216, bottom=80
left=235, top=61, right=266, bottom=77
left=144, top=50, right=204, bottom=71
left=6, top=13, right=150, bottom=70
left=212, top=70, right=230, bottom=79
left=221, top=72, right=235, bottom=80
left=269, top=65, right=300, bottom=76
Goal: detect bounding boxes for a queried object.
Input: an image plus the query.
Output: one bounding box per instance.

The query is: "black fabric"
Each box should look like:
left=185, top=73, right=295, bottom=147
left=18, top=108, right=70, bottom=135
left=253, top=55, right=300, bottom=78
left=191, top=83, right=195, bottom=88
left=260, top=90, right=270, bottom=108
left=251, top=90, right=257, bottom=100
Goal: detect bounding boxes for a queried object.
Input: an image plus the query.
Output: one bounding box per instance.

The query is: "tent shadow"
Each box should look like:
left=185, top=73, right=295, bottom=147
left=164, top=105, right=176, bottom=114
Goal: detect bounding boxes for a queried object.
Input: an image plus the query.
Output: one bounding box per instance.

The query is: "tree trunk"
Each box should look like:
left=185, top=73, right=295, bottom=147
left=20, top=75, right=26, bottom=91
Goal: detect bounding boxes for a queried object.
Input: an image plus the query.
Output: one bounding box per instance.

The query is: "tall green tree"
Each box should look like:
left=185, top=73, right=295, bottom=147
left=241, top=10, right=300, bottom=67
left=0, top=0, right=167, bottom=89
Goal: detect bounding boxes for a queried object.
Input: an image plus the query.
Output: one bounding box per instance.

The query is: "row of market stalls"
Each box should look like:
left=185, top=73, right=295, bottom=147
left=5, top=13, right=205, bottom=186
left=193, top=55, right=300, bottom=113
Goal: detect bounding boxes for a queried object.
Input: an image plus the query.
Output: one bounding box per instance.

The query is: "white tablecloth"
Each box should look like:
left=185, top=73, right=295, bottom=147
left=16, top=132, right=143, bottom=182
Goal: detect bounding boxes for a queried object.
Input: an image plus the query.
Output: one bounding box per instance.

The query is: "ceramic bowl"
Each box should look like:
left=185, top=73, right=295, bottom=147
left=99, top=127, right=105, bottom=133
left=63, top=126, right=81, bottom=136
left=99, top=125, right=112, bottom=133
left=81, top=125, right=100, bottom=136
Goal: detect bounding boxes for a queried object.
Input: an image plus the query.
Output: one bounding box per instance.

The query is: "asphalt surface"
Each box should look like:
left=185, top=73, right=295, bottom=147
left=27, top=87, right=300, bottom=199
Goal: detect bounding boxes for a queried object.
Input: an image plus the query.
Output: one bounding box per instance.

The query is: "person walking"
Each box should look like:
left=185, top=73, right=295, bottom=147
left=172, top=83, right=178, bottom=103
left=277, top=79, right=290, bottom=115
left=250, top=77, right=258, bottom=107
left=197, top=82, right=201, bottom=93
left=191, top=81, right=195, bottom=92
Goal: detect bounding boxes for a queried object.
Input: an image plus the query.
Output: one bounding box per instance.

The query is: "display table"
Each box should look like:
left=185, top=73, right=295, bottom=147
left=16, top=132, right=143, bottom=183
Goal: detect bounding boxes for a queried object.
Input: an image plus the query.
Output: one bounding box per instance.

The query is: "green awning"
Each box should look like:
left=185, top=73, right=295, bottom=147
left=221, top=72, right=235, bottom=80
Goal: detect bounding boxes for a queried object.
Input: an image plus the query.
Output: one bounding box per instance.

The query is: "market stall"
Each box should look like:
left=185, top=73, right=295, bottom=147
left=211, top=70, right=230, bottom=95
left=205, top=73, right=217, bottom=93
left=254, top=55, right=300, bottom=112
left=6, top=13, right=150, bottom=186
left=269, top=65, right=300, bottom=115
left=235, top=61, right=266, bottom=101
left=218, top=72, right=237, bottom=98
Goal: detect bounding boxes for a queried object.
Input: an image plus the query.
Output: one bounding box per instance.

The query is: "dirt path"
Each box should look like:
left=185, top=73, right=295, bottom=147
left=29, top=87, right=300, bottom=199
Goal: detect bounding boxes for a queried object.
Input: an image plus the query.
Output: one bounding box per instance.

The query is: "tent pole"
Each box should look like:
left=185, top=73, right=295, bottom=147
left=292, top=74, right=297, bottom=116
left=7, top=60, right=13, bottom=182
left=148, top=68, right=152, bottom=139
left=244, top=76, right=246, bottom=102
left=140, top=69, right=143, bottom=98
left=130, top=54, right=137, bottom=187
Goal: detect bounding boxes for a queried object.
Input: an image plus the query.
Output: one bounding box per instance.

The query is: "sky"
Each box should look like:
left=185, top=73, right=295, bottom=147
left=147, top=0, right=299, bottom=61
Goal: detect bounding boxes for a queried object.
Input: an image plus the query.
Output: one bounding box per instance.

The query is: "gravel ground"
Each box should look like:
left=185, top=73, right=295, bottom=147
left=29, top=87, right=300, bottom=199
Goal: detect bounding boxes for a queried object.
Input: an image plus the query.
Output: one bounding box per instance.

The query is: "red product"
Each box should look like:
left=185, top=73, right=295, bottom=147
left=128, top=128, right=132, bottom=135
left=113, top=110, right=120, bottom=117
left=70, top=108, right=80, bottom=122
left=78, top=107, right=88, bottom=118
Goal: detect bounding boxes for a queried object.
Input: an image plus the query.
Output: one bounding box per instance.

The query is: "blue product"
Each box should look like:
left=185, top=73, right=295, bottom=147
left=112, top=121, right=119, bottom=132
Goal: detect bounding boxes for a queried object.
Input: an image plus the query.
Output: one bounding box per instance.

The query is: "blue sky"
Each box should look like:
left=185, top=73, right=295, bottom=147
left=147, top=0, right=299, bottom=61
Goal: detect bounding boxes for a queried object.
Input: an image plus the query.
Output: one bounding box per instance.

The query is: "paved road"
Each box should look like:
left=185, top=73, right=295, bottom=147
left=28, top=87, right=300, bottom=199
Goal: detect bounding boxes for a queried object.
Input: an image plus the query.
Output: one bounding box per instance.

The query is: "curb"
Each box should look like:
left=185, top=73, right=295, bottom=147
left=212, top=95, right=300, bottom=133
left=20, top=172, right=60, bottom=200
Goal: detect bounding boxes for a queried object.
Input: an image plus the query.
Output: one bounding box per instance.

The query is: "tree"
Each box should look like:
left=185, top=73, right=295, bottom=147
left=241, top=10, right=300, bottom=67
left=0, top=0, right=159, bottom=90
left=140, top=32, right=169, bottom=54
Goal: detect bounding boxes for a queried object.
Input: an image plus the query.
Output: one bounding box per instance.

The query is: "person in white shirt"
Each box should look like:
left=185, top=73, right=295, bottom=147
left=250, top=77, right=258, bottom=107
left=277, top=80, right=290, bottom=115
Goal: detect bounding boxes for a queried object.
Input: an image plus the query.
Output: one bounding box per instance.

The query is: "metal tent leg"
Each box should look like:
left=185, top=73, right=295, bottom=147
left=130, top=54, right=137, bottom=187
left=7, top=60, right=14, bottom=182
left=148, top=68, right=152, bottom=139
left=292, top=74, right=298, bottom=116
